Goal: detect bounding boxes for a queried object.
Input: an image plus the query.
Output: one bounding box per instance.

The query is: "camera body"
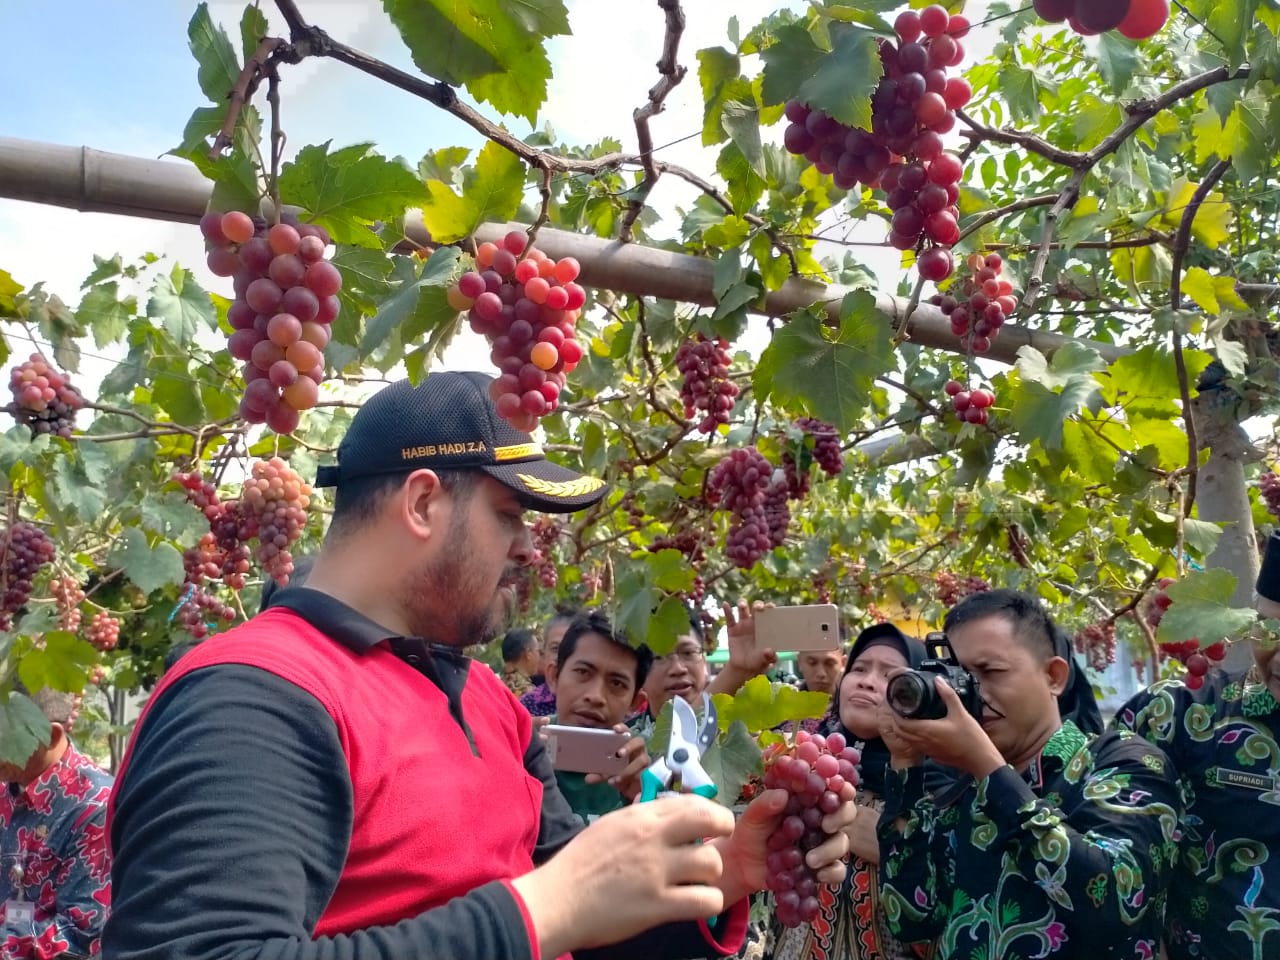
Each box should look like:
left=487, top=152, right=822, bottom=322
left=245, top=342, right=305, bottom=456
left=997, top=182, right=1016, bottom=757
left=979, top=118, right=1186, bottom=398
left=886, top=631, right=983, bottom=721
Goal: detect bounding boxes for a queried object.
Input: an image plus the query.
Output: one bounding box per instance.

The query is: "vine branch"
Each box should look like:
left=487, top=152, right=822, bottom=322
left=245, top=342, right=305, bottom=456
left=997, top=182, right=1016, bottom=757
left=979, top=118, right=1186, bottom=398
left=210, top=37, right=286, bottom=159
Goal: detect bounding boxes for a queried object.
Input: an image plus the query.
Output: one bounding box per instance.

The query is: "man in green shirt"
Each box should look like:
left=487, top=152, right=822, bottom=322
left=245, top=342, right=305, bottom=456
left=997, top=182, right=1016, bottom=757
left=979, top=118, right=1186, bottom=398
left=544, top=610, right=653, bottom=824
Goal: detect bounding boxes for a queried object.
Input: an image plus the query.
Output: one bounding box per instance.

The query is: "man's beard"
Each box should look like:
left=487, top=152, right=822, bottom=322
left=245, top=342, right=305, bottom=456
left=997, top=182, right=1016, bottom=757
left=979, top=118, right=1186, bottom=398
left=398, top=543, right=516, bottom=647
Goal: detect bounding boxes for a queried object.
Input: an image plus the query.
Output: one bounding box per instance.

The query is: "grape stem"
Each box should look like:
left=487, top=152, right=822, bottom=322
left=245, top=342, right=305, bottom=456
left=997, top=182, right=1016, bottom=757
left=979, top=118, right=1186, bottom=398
left=209, top=37, right=286, bottom=161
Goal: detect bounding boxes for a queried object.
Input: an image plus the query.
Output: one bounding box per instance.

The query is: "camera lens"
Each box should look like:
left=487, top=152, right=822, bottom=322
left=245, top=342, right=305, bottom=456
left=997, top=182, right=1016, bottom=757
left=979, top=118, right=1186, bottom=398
left=887, top=672, right=928, bottom=718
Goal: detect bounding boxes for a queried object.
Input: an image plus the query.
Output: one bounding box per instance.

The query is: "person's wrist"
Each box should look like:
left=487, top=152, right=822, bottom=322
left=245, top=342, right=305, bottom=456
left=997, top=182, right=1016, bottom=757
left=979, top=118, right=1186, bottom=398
left=964, top=744, right=1006, bottom=780
left=510, top=867, right=575, bottom=958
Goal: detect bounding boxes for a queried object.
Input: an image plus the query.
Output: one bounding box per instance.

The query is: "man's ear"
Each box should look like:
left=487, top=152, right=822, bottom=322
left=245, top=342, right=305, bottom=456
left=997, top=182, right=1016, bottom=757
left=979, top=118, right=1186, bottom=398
left=1045, top=656, right=1071, bottom=697
left=400, top=470, right=446, bottom=542
left=546, top=662, right=559, bottom=693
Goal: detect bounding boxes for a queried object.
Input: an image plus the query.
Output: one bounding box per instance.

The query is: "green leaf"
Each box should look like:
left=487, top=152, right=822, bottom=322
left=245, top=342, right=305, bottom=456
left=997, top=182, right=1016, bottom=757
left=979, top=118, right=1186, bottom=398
left=1181, top=266, right=1220, bottom=314
left=108, top=527, right=187, bottom=596
left=279, top=142, right=430, bottom=248
left=240, top=3, right=269, bottom=62
left=147, top=265, right=216, bottom=345
left=1015, top=342, right=1107, bottom=391
left=380, top=0, right=570, bottom=121
left=760, top=22, right=882, bottom=130
left=419, top=140, right=525, bottom=243
left=77, top=283, right=132, bottom=349
left=712, top=675, right=830, bottom=733
left=645, top=549, right=697, bottom=593
left=1157, top=569, right=1256, bottom=644
left=18, top=632, right=97, bottom=695
left=1214, top=339, right=1248, bottom=378
left=153, top=372, right=207, bottom=426
left=754, top=292, right=896, bottom=433
left=1181, top=518, right=1224, bottom=556
left=1099, top=345, right=1213, bottom=417
left=188, top=3, right=240, bottom=104
left=1007, top=345, right=1105, bottom=449
left=1206, top=0, right=1259, bottom=70
left=1095, top=32, right=1138, bottom=95
left=698, top=720, right=762, bottom=808
left=362, top=249, right=459, bottom=355
left=0, top=692, right=50, bottom=766
left=721, top=100, right=766, bottom=177
left=648, top=595, right=695, bottom=653
left=698, top=47, right=742, bottom=146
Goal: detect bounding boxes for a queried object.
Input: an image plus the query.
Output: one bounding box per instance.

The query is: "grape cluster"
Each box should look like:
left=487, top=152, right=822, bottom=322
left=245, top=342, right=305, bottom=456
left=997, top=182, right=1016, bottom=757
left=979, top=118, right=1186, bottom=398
left=762, top=730, right=859, bottom=927
left=89, top=664, right=108, bottom=687
left=1260, top=471, right=1280, bottom=519
left=649, top=530, right=707, bottom=564
left=708, top=448, right=777, bottom=569
left=240, top=457, right=311, bottom=586
left=1158, top=639, right=1225, bottom=690
left=175, top=473, right=254, bottom=590
left=676, top=335, right=740, bottom=433
left=446, top=231, right=587, bottom=431
left=50, top=575, right=84, bottom=632
left=1032, top=0, right=1168, bottom=38
left=0, top=522, right=55, bottom=630
left=783, top=6, right=972, bottom=281
left=201, top=210, right=339, bottom=434
left=943, top=379, right=995, bottom=425
left=1144, top=577, right=1176, bottom=630
left=9, top=355, right=84, bottom=439
left=783, top=418, right=843, bottom=499
left=934, top=571, right=990, bottom=607
left=530, top=516, right=561, bottom=589
left=1073, top=620, right=1116, bottom=671
left=764, top=474, right=791, bottom=549
left=86, top=611, right=120, bottom=652
left=175, top=588, right=236, bottom=640
left=936, top=253, right=1016, bottom=356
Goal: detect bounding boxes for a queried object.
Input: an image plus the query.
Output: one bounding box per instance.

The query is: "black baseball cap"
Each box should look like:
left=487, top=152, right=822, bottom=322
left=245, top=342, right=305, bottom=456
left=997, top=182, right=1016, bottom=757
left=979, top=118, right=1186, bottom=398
left=314, top=371, right=607, bottom=513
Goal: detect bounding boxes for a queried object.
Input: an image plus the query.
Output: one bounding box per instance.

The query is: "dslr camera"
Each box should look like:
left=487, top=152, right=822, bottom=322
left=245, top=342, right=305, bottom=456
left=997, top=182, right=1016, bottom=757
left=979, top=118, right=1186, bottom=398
left=886, top=632, right=983, bottom=721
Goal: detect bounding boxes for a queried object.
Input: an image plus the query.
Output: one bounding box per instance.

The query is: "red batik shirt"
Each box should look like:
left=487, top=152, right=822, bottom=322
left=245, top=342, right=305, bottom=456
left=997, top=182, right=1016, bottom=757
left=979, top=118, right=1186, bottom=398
left=0, top=743, right=113, bottom=958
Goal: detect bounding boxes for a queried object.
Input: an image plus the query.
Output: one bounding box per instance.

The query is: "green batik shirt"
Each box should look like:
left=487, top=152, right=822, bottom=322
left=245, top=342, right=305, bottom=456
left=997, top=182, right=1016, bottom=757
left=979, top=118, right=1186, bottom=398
left=876, top=722, right=1181, bottom=960
left=1113, top=671, right=1280, bottom=960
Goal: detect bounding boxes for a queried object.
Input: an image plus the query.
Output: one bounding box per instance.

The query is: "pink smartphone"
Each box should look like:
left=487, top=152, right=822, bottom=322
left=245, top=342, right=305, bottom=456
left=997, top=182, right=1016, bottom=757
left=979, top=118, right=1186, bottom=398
left=755, top=604, right=842, bottom=652
left=544, top=725, right=632, bottom=775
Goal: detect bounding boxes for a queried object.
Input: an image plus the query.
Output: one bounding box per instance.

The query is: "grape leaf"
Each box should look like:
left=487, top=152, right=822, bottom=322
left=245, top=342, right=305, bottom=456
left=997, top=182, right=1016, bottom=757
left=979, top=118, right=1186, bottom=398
left=147, top=265, right=216, bottom=345
left=1006, top=345, right=1105, bottom=450
left=0, top=269, right=22, bottom=314
left=645, top=549, right=697, bottom=594
left=78, top=283, right=133, bottom=349
left=362, top=249, right=459, bottom=355
left=188, top=3, right=240, bottom=105
left=1158, top=569, right=1256, bottom=644
left=1207, top=0, right=1259, bottom=70
left=698, top=47, right=742, bottom=146
left=648, top=595, right=695, bottom=652
left=753, top=290, right=896, bottom=432
left=712, top=675, right=830, bottom=733
left=419, top=141, right=525, bottom=244
left=760, top=22, right=882, bottom=130
left=240, top=3, right=269, bottom=62
left=0, top=692, right=50, bottom=766
left=279, top=142, right=430, bottom=249
left=18, top=632, right=97, bottom=695
left=153, top=372, right=207, bottom=426
left=108, top=526, right=186, bottom=596
left=380, top=0, right=570, bottom=122
left=1095, top=31, right=1138, bottom=96
left=721, top=100, right=766, bottom=177
left=698, top=720, right=763, bottom=808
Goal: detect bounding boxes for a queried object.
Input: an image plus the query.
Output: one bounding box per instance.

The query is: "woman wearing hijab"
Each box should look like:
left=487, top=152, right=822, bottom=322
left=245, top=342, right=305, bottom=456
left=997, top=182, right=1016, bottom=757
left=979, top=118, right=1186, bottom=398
left=767, top=623, right=932, bottom=960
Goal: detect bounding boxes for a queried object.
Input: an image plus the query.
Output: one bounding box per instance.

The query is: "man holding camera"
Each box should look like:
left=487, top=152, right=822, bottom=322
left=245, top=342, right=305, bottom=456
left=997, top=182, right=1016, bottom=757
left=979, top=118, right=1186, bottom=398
left=875, top=589, right=1180, bottom=959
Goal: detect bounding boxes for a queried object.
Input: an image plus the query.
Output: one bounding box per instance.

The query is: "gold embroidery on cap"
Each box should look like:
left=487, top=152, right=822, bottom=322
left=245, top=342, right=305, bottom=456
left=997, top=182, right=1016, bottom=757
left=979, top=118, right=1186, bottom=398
left=494, top=443, right=543, bottom=462
left=401, top=442, right=487, bottom=460
left=517, top=473, right=605, bottom=497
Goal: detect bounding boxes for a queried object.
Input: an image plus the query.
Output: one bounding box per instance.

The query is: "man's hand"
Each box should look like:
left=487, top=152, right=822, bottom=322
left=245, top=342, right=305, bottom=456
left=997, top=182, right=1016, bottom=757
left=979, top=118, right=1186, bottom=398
left=585, top=725, right=649, bottom=801
left=511, top=795, right=736, bottom=956
left=710, top=787, right=853, bottom=905
left=709, top=600, right=778, bottom=696
left=879, top=678, right=1004, bottom=779
left=877, top=697, right=924, bottom=771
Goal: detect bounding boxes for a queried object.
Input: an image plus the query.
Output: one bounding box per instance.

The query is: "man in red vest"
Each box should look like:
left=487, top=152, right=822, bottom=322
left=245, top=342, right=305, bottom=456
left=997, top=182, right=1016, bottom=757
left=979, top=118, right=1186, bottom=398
left=104, top=371, right=854, bottom=960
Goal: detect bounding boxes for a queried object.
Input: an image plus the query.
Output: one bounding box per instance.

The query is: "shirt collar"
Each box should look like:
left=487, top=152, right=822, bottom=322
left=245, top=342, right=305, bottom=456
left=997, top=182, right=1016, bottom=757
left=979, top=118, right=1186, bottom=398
left=1243, top=684, right=1280, bottom=718
left=1025, top=720, right=1087, bottom=790
left=13, top=741, right=84, bottom=806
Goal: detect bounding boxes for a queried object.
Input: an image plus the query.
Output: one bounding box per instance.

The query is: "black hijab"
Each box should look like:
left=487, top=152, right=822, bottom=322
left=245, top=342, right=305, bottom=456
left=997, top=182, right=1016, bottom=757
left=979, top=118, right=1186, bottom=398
left=1052, top=624, right=1104, bottom=735
left=820, top=622, right=926, bottom=797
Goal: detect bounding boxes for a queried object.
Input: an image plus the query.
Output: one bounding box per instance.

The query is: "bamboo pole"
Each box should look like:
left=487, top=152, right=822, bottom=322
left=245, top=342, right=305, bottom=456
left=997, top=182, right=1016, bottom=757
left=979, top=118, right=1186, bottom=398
left=0, top=137, right=1127, bottom=366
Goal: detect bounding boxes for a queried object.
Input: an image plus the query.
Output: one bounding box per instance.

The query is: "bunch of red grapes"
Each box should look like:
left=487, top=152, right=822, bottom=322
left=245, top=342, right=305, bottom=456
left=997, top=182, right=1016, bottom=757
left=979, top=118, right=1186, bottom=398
left=50, top=575, right=84, bottom=632
left=1032, top=0, right=1169, bottom=39
left=446, top=231, right=587, bottom=432
left=239, top=457, right=311, bottom=586
left=201, top=209, right=340, bottom=434
left=175, top=473, right=254, bottom=590
left=936, top=253, right=1016, bottom=355
left=0, top=522, right=55, bottom=630
left=530, top=516, right=561, bottom=589
left=1074, top=619, right=1116, bottom=671
left=943, top=379, right=995, bottom=425
left=782, top=5, right=972, bottom=281
left=935, top=571, right=990, bottom=607
left=782, top=418, right=844, bottom=499
left=708, top=448, right=779, bottom=569
left=175, top=587, right=236, bottom=640
left=9, top=355, right=84, bottom=439
left=763, top=476, right=791, bottom=549
left=763, top=730, right=860, bottom=927
left=1145, top=576, right=1226, bottom=688
left=86, top=611, right=120, bottom=652
left=676, top=334, right=740, bottom=433
left=1260, top=471, right=1280, bottom=518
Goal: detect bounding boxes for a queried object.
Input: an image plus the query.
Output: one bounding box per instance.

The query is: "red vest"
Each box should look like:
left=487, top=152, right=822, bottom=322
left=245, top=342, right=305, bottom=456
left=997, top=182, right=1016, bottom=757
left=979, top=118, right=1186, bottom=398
left=111, top=608, right=544, bottom=937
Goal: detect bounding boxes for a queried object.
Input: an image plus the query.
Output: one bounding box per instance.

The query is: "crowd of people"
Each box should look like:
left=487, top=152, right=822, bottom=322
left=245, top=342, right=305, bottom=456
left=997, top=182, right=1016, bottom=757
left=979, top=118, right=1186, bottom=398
left=2, top=370, right=1278, bottom=960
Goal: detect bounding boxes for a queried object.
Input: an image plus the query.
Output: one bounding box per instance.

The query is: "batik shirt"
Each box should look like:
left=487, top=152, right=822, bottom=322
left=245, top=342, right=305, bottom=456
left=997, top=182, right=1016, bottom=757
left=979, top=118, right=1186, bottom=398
left=0, top=743, right=113, bottom=958
left=1113, top=672, right=1280, bottom=960
left=518, top=682, right=556, bottom=717
left=877, top=722, right=1180, bottom=959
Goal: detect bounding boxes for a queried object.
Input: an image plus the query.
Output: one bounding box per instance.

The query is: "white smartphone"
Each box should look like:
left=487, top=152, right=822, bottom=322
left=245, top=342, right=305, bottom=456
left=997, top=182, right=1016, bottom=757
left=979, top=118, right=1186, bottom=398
left=543, top=725, right=632, bottom=775
left=755, top=603, right=842, bottom=652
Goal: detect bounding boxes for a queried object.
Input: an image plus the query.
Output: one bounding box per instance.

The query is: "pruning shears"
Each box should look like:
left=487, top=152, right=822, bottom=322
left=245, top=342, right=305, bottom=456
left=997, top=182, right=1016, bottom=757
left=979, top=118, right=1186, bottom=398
left=639, top=691, right=719, bottom=802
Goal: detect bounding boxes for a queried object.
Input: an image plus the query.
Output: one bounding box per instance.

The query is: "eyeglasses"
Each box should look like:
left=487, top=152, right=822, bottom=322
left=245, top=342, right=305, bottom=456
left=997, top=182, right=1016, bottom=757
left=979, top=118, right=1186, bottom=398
left=655, top=648, right=705, bottom=667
